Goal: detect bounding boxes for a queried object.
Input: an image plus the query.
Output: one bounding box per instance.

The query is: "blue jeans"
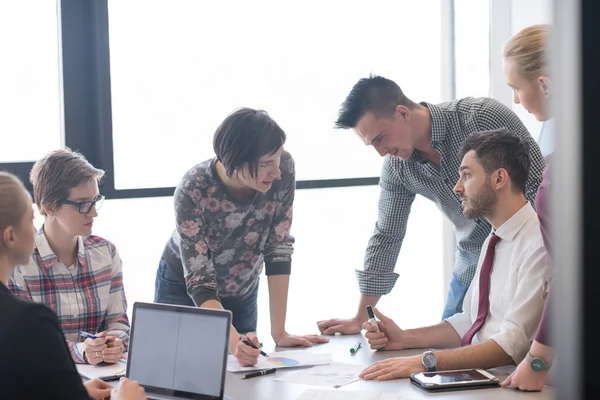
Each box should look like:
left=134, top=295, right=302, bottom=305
left=154, top=257, right=259, bottom=333
left=441, top=274, right=469, bottom=320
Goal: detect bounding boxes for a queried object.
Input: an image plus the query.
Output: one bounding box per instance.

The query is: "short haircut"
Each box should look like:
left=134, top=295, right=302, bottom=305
left=30, top=148, right=105, bottom=216
left=213, top=108, right=286, bottom=179
left=334, top=74, right=415, bottom=129
left=460, top=129, right=531, bottom=194
left=503, top=24, right=551, bottom=81
left=0, top=172, right=30, bottom=237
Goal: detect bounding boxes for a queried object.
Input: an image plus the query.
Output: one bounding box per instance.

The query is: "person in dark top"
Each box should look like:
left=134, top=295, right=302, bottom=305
left=0, top=171, right=145, bottom=400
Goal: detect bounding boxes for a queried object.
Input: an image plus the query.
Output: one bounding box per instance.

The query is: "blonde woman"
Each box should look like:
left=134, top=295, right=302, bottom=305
left=9, top=149, right=130, bottom=365
left=501, top=24, right=554, bottom=391
left=0, top=172, right=145, bottom=400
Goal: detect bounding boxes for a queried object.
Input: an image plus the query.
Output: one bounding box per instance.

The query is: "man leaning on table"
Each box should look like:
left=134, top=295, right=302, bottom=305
left=360, top=130, right=551, bottom=381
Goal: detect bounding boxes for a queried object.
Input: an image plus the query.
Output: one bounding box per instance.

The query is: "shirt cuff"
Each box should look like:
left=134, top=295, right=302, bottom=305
left=265, top=261, right=291, bottom=275
left=444, top=313, right=472, bottom=339
left=189, top=288, right=220, bottom=307
left=75, top=342, right=86, bottom=363
left=355, top=270, right=399, bottom=296
left=489, top=328, right=531, bottom=364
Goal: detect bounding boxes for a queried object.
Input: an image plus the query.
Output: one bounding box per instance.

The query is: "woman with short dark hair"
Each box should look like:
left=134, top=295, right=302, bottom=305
left=155, top=108, right=327, bottom=367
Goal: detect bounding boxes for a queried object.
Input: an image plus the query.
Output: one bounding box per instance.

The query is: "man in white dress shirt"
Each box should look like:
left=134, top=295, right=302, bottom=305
left=359, top=129, right=550, bottom=381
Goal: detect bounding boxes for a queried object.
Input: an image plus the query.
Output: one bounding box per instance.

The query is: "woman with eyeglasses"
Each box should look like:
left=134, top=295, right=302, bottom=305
left=9, top=148, right=130, bottom=365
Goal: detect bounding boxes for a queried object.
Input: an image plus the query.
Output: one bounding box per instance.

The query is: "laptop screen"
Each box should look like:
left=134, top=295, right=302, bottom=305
left=127, top=304, right=230, bottom=399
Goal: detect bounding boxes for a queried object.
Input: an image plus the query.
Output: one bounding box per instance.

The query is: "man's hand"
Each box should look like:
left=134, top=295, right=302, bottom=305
left=362, top=307, right=405, bottom=350
left=316, top=317, right=362, bottom=335
left=83, top=331, right=109, bottom=365
left=273, top=331, right=330, bottom=347
left=83, top=379, right=113, bottom=400
left=234, top=332, right=261, bottom=367
left=111, top=378, right=147, bottom=400
left=359, top=356, right=424, bottom=381
left=102, top=337, right=125, bottom=364
left=501, top=359, right=548, bottom=391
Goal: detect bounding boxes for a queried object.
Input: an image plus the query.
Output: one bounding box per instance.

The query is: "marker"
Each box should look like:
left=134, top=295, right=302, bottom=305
left=240, top=336, right=269, bottom=357
left=240, top=368, right=276, bottom=379
left=366, top=305, right=379, bottom=331
left=350, top=341, right=362, bottom=354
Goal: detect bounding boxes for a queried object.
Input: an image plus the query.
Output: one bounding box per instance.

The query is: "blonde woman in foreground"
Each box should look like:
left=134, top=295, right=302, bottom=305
left=501, top=24, right=554, bottom=391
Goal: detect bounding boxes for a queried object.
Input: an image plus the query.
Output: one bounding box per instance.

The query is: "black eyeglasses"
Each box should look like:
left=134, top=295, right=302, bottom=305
left=60, top=195, right=105, bottom=214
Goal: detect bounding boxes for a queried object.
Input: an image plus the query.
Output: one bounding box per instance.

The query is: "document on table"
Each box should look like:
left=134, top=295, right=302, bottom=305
left=295, top=389, right=410, bottom=400
left=227, top=351, right=332, bottom=372
left=276, top=363, right=365, bottom=387
left=76, top=357, right=127, bottom=381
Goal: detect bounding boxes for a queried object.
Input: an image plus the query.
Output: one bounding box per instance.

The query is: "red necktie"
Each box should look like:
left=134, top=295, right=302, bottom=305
left=461, top=233, right=501, bottom=346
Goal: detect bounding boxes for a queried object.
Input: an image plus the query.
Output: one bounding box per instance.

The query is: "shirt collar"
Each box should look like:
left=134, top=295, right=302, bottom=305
left=421, top=101, right=447, bottom=147
left=36, top=227, right=88, bottom=270
left=493, top=202, right=537, bottom=242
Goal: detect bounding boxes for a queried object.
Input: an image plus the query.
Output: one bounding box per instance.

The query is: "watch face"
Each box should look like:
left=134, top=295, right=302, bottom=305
left=423, top=353, right=437, bottom=368
left=531, top=358, right=545, bottom=372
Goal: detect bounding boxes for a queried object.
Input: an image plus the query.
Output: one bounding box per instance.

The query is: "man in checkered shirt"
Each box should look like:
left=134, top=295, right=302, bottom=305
left=317, top=75, right=544, bottom=335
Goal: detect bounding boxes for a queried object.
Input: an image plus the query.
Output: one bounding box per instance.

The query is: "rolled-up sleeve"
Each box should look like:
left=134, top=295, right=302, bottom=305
left=357, top=156, right=415, bottom=296
left=489, top=241, right=550, bottom=363
left=263, top=154, right=295, bottom=276
left=445, top=281, right=475, bottom=338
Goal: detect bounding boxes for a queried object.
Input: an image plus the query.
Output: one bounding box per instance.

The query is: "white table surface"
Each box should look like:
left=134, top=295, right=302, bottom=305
left=92, top=334, right=554, bottom=399
left=221, top=335, right=554, bottom=400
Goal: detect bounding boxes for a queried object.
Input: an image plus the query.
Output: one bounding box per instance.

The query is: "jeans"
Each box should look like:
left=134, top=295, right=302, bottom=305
left=441, top=274, right=469, bottom=320
left=154, top=257, right=259, bottom=333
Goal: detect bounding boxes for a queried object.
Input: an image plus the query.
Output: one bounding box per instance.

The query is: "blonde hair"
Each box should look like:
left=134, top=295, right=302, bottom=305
left=503, top=24, right=551, bottom=82
left=0, top=172, right=30, bottom=237
left=30, top=148, right=105, bottom=216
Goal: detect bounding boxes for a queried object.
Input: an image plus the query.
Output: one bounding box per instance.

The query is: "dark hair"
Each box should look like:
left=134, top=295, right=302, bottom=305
left=334, top=75, right=415, bottom=129
left=213, top=108, right=286, bottom=179
left=30, top=148, right=105, bottom=216
left=460, top=129, right=531, bottom=194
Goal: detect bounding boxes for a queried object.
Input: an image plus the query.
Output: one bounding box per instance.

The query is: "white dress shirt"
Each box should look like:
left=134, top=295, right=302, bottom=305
left=445, top=202, right=551, bottom=363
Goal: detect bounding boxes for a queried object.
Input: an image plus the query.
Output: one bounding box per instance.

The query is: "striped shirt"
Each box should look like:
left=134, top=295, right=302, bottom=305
left=358, top=97, right=545, bottom=296
left=9, top=228, right=130, bottom=364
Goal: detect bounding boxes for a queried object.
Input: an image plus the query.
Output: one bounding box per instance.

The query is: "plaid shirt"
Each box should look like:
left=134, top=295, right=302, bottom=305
left=358, top=97, right=545, bottom=295
left=9, top=228, right=130, bottom=364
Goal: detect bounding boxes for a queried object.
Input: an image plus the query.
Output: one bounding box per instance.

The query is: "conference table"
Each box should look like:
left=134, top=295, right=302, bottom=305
left=97, top=334, right=554, bottom=399
left=222, top=334, right=554, bottom=400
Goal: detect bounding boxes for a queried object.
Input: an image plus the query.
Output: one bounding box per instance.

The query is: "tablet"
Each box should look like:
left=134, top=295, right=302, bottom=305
left=410, top=368, right=500, bottom=392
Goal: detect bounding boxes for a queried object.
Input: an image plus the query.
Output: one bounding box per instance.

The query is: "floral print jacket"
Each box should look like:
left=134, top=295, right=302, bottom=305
left=162, top=151, right=295, bottom=306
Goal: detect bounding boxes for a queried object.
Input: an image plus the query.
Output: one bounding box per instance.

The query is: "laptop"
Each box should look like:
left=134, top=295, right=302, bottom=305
left=126, top=302, right=232, bottom=400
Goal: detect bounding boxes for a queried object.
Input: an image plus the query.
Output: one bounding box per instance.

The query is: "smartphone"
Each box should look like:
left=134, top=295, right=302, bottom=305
left=410, top=368, right=499, bottom=392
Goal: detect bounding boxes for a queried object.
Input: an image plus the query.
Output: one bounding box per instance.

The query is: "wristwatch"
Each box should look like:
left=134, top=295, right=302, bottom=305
left=525, top=352, right=552, bottom=372
left=421, top=351, right=438, bottom=372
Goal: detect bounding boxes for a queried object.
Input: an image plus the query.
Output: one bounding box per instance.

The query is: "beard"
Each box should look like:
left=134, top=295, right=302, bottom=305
left=462, top=181, right=497, bottom=219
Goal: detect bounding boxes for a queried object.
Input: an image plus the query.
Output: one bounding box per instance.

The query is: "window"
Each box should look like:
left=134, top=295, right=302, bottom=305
left=454, top=0, right=490, bottom=99
left=0, top=1, right=61, bottom=162
left=107, top=0, right=442, bottom=189
left=92, top=186, right=444, bottom=329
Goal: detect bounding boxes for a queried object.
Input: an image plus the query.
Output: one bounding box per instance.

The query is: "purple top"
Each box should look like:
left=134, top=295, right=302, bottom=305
left=534, top=162, right=552, bottom=345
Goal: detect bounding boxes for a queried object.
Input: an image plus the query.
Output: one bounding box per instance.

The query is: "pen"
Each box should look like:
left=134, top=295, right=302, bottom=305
left=240, top=368, right=276, bottom=379
left=350, top=341, right=362, bottom=354
left=240, top=336, right=269, bottom=357
left=366, top=305, right=379, bottom=332
left=79, top=331, right=99, bottom=340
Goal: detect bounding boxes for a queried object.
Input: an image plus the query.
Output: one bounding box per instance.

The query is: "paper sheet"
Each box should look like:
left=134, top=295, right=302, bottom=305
left=295, top=389, right=410, bottom=400
left=76, top=357, right=127, bottom=381
left=227, top=351, right=332, bottom=372
left=275, top=363, right=364, bottom=388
